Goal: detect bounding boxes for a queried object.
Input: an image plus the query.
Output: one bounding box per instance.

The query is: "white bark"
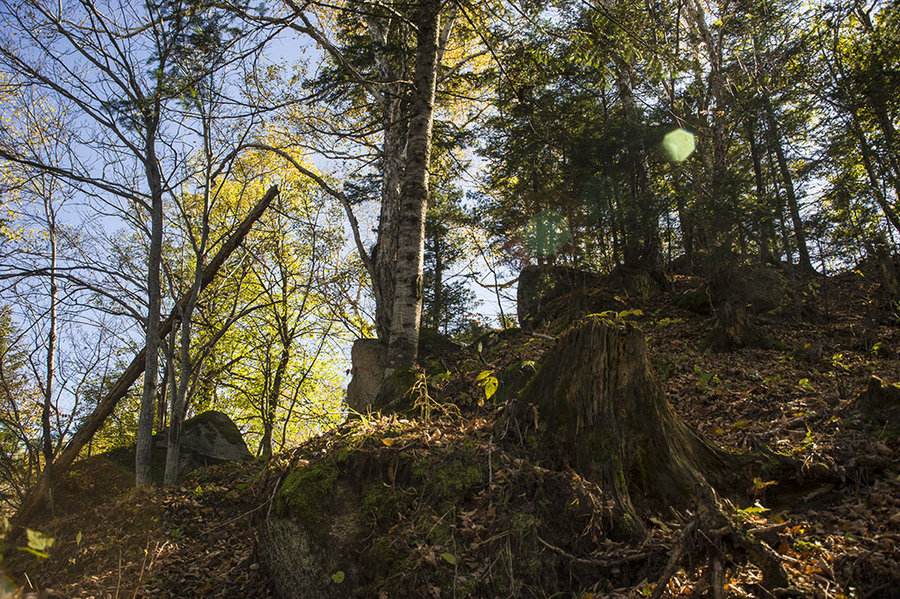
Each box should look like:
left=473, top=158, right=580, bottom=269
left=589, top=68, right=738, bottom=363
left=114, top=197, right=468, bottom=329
left=385, top=0, right=442, bottom=372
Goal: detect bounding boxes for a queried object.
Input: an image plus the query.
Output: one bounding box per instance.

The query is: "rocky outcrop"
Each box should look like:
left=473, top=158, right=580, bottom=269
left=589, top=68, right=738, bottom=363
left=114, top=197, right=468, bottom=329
left=155, top=410, right=252, bottom=471
left=346, top=332, right=461, bottom=414
left=345, top=339, right=387, bottom=413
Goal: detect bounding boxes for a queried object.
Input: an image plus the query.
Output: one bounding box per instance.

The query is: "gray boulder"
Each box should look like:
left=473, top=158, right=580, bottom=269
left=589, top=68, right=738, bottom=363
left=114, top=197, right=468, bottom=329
left=155, top=410, right=251, bottom=471
left=345, top=339, right=387, bottom=413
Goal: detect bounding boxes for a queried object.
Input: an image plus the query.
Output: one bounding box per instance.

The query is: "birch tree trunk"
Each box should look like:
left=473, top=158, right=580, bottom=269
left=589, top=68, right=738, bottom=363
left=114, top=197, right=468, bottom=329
left=373, top=105, right=407, bottom=341
left=385, top=0, right=441, bottom=372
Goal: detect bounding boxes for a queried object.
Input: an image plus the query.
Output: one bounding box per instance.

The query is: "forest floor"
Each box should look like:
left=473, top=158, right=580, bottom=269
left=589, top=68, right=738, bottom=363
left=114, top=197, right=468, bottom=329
left=3, top=269, right=899, bottom=598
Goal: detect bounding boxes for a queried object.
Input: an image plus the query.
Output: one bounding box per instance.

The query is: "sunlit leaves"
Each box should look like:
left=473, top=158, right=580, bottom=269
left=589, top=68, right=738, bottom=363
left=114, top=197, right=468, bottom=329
left=475, top=370, right=499, bottom=404
left=20, top=528, right=55, bottom=559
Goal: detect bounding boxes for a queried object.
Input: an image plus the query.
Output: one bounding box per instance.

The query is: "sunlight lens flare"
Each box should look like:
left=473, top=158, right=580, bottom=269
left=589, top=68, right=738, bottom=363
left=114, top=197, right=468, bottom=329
left=525, top=210, right=571, bottom=257
left=662, top=128, right=696, bottom=162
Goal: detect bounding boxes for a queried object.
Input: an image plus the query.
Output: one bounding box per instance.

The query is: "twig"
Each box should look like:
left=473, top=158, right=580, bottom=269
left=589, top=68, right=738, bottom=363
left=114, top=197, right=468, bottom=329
left=264, top=472, right=287, bottom=523
left=536, top=535, right=655, bottom=567
left=115, top=548, right=123, bottom=599
left=203, top=501, right=270, bottom=536
left=650, top=518, right=699, bottom=599
left=710, top=557, right=725, bottom=599
left=130, top=538, right=155, bottom=599
left=529, top=332, right=556, bottom=341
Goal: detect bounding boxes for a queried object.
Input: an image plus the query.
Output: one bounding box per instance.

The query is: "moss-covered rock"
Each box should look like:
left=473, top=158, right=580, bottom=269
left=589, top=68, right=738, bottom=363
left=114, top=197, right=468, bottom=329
left=259, top=420, right=647, bottom=598
left=674, top=287, right=712, bottom=315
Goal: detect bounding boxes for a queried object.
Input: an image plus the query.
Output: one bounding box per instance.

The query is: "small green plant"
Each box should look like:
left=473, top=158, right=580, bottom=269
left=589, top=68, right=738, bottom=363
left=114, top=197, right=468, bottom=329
left=830, top=353, right=850, bottom=372
left=793, top=428, right=817, bottom=454
left=475, top=370, right=499, bottom=405
left=736, top=501, right=770, bottom=520
left=587, top=309, right=644, bottom=324
left=797, top=378, right=816, bottom=392
left=693, top=365, right=720, bottom=390
left=20, top=528, right=55, bottom=559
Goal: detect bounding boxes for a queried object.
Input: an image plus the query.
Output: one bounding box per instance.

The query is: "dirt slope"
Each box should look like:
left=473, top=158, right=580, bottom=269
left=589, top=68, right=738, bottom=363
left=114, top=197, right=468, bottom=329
left=4, top=270, right=899, bottom=598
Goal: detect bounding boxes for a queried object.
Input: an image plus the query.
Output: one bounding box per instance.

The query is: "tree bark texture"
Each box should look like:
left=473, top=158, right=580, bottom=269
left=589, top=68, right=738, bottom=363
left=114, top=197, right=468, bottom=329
left=385, top=0, right=441, bottom=372
left=524, top=316, right=740, bottom=539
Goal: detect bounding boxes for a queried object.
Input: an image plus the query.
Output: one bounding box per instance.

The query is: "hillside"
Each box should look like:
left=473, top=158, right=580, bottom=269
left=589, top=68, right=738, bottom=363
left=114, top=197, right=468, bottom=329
left=4, top=266, right=900, bottom=599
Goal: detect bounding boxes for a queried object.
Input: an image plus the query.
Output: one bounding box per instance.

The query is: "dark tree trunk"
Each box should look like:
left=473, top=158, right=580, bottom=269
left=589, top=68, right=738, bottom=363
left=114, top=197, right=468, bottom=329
left=262, top=345, right=290, bottom=462
left=136, top=121, right=165, bottom=487
left=848, top=107, right=900, bottom=235
left=764, top=99, right=814, bottom=273
left=747, top=116, right=773, bottom=263
left=41, top=193, right=57, bottom=513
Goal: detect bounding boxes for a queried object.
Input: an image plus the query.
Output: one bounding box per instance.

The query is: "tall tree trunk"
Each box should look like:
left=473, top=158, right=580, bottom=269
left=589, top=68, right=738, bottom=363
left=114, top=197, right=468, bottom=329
left=615, top=67, right=656, bottom=267
left=385, top=0, right=441, bottom=372
left=373, top=101, right=407, bottom=341
left=261, top=345, right=290, bottom=462
left=164, top=131, right=214, bottom=485
left=40, top=193, right=57, bottom=512
left=432, top=233, right=443, bottom=331
left=163, top=299, right=196, bottom=486
left=685, top=0, right=729, bottom=249
left=746, top=116, right=772, bottom=263
left=764, top=99, right=814, bottom=273
left=848, top=107, right=900, bottom=234
left=157, top=358, right=170, bottom=433
left=855, top=9, right=900, bottom=197
left=135, top=123, right=164, bottom=487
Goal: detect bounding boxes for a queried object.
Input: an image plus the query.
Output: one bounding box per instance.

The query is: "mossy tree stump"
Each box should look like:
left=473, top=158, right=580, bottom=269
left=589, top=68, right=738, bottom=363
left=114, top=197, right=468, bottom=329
left=525, top=316, right=742, bottom=538
left=524, top=316, right=800, bottom=591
